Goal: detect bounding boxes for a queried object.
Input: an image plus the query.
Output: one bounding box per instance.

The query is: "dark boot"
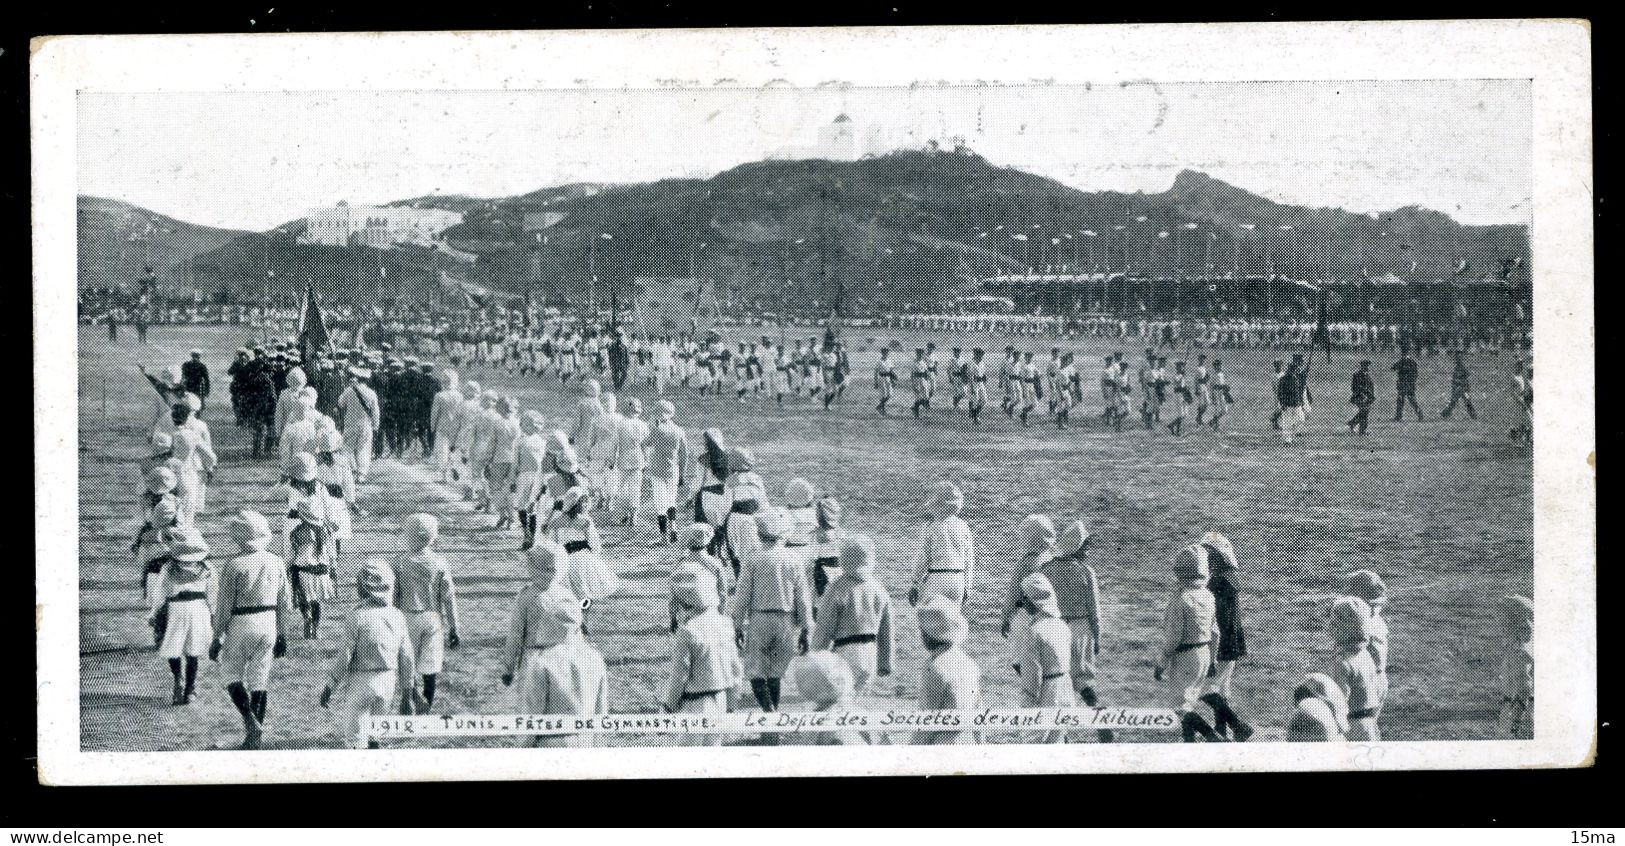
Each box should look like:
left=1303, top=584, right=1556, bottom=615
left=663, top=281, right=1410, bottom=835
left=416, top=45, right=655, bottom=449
left=168, top=658, right=184, bottom=705
left=750, top=678, right=774, bottom=712
left=1201, top=693, right=1253, bottom=742
left=228, top=683, right=261, bottom=749
left=422, top=674, right=437, bottom=708
left=1181, top=710, right=1224, bottom=742
left=183, top=656, right=198, bottom=703
left=766, top=678, right=783, bottom=710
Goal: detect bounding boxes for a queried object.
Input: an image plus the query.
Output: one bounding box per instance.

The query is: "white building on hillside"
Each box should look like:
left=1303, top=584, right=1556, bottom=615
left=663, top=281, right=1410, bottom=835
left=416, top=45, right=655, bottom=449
left=300, top=202, right=464, bottom=248
left=771, top=114, right=891, bottom=161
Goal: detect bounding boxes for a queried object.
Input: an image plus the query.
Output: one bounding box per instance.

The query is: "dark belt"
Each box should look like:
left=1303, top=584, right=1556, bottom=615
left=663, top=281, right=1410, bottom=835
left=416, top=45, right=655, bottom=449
left=784, top=541, right=809, bottom=548
left=1348, top=708, right=1377, bottom=719
left=287, top=510, right=301, bottom=518
left=833, top=634, right=877, bottom=648
left=927, top=568, right=964, bottom=575
left=294, top=564, right=330, bottom=575
left=701, top=484, right=725, bottom=494
left=326, top=483, right=346, bottom=498
left=731, top=501, right=759, bottom=515
left=168, top=591, right=207, bottom=603
left=233, top=605, right=276, bottom=615
left=1042, top=671, right=1068, bottom=681
left=562, top=540, right=591, bottom=554
left=680, top=688, right=730, bottom=702
left=144, top=560, right=165, bottom=575
left=753, top=608, right=791, bottom=614
left=813, top=556, right=840, bottom=568
left=1174, top=640, right=1211, bottom=653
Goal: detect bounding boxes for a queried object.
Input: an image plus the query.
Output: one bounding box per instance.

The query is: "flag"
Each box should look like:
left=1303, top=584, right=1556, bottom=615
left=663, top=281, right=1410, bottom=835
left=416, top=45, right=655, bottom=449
left=296, top=283, right=329, bottom=357
left=1455, top=259, right=1470, bottom=275
left=1316, top=291, right=1332, bottom=363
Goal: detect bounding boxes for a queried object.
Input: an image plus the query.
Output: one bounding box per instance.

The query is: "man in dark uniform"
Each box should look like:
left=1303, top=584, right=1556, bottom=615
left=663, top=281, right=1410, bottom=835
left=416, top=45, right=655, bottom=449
left=180, top=349, right=211, bottom=413
left=226, top=348, right=251, bottom=425
left=1440, top=350, right=1477, bottom=420
left=371, top=358, right=399, bottom=458
left=1348, top=360, right=1376, bottom=435
left=1391, top=348, right=1424, bottom=421
left=268, top=350, right=291, bottom=394
left=317, top=353, right=346, bottom=418
left=413, top=362, right=439, bottom=457
left=240, top=347, right=278, bottom=458
left=608, top=331, right=630, bottom=392
left=398, top=357, right=428, bottom=457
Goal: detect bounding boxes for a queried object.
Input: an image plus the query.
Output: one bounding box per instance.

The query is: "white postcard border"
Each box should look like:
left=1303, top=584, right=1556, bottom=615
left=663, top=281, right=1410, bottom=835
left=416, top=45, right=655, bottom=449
left=33, top=19, right=1595, bottom=784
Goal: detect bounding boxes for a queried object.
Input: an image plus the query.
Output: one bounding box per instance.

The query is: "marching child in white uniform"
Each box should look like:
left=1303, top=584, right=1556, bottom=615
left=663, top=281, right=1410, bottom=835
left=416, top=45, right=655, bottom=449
left=1330, top=596, right=1382, bottom=741
left=501, top=540, right=609, bottom=747
left=791, top=651, right=867, bottom=745
left=916, top=597, right=982, bottom=744
left=1287, top=672, right=1349, bottom=741
left=670, top=524, right=728, bottom=630
left=513, top=411, right=550, bottom=550
left=665, top=570, right=742, bottom=746
left=811, top=534, right=895, bottom=699
left=152, top=526, right=214, bottom=706
left=1497, top=594, right=1534, bottom=738
left=874, top=349, right=896, bottom=415
left=645, top=400, right=688, bottom=546
left=284, top=461, right=341, bottom=640
left=586, top=392, right=620, bottom=511
left=545, top=487, right=621, bottom=631
left=612, top=397, right=650, bottom=527
left=1344, top=570, right=1390, bottom=732
left=908, top=482, right=976, bottom=607
left=320, top=561, right=421, bottom=749
left=211, top=510, right=291, bottom=749
left=1000, top=514, right=1057, bottom=678
left=391, top=514, right=461, bottom=711
left=1155, top=544, right=1224, bottom=742
left=316, top=428, right=358, bottom=537
left=1018, top=573, right=1075, bottom=743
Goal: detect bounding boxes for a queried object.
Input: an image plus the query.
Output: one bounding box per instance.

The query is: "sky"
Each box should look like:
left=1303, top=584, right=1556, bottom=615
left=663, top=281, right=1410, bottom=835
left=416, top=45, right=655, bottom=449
left=77, top=80, right=1532, bottom=232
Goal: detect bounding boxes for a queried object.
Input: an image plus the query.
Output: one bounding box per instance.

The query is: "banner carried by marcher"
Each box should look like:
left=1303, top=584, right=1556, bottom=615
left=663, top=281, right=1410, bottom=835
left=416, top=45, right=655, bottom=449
left=295, top=282, right=329, bottom=357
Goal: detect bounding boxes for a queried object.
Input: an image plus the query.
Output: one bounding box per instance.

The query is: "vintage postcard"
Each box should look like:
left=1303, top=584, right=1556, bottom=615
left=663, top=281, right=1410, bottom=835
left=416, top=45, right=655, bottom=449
left=32, top=21, right=1594, bottom=784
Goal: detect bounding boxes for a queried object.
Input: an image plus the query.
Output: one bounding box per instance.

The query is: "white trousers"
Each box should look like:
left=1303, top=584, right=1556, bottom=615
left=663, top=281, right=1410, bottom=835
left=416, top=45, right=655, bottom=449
left=344, top=427, right=374, bottom=478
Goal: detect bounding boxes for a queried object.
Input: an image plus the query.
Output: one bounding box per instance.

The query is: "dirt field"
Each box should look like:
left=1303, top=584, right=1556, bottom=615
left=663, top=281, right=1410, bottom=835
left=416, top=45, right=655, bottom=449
left=77, top=323, right=1533, bottom=750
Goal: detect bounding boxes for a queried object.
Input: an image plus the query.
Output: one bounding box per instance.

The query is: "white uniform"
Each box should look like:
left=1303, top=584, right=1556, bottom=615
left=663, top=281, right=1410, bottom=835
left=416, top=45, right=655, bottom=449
left=169, top=424, right=217, bottom=524
left=338, top=383, right=381, bottom=480
left=612, top=415, right=650, bottom=518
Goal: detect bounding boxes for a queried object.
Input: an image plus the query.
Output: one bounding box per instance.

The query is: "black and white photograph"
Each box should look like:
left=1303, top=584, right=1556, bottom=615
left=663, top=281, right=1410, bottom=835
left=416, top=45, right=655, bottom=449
left=31, top=21, right=1595, bottom=783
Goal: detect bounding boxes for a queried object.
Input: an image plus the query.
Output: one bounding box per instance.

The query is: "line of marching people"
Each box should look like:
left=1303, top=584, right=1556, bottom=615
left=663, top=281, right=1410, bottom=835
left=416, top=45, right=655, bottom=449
left=127, top=356, right=1535, bottom=749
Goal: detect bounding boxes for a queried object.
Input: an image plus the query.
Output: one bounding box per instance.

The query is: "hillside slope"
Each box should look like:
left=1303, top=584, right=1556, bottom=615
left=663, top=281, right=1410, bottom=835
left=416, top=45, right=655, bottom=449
left=174, top=150, right=1532, bottom=312
left=77, top=196, right=247, bottom=290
